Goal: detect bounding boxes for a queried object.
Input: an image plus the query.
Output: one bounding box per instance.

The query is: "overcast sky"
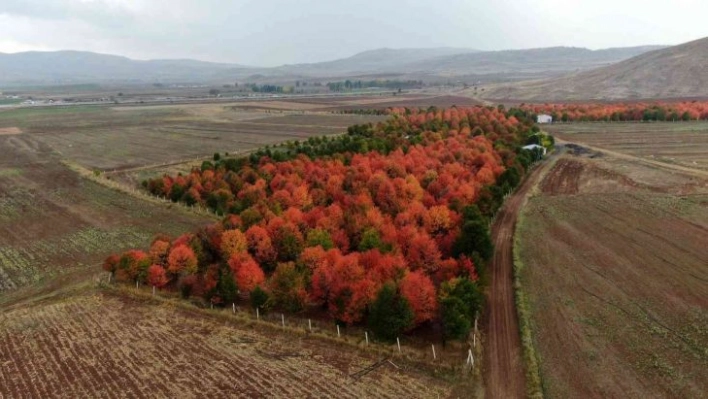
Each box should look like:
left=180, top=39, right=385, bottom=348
left=0, top=0, right=706, bottom=66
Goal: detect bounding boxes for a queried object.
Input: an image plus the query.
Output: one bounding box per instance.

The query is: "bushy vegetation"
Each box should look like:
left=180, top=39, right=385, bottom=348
left=109, top=106, right=548, bottom=341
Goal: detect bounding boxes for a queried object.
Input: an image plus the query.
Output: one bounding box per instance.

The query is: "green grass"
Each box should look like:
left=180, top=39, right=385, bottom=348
left=513, top=208, right=544, bottom=399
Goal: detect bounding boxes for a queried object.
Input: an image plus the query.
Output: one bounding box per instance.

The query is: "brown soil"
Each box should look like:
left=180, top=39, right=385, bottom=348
left=516, top=137, right=708, bottom=397
left=0, top=290, right=455, bottom=398
left=483, top=157, right=555, bottom=398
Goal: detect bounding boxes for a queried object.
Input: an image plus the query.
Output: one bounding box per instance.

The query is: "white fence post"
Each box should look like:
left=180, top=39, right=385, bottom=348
left=256, top=307, right=260, bottom=320
left=365, top=332, right=369, bottom=345
left=397, top=338, right=401, bottom=353
left=232, top=303, right=235, bottom=314
left=432, top=344, right=436, bottom=360
left=308, top=319, right=312, bottom=332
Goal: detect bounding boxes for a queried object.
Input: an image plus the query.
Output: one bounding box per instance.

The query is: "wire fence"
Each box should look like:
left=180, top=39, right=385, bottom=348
left=112, top=277, right=480, bottom=371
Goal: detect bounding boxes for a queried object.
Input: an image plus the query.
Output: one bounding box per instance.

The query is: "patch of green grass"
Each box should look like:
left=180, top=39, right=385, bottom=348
left=0, top=168, right=22, bottom=177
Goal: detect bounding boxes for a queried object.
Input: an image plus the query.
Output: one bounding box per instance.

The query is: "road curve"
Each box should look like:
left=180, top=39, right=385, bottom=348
left=483, top=156, right=554, bottom=399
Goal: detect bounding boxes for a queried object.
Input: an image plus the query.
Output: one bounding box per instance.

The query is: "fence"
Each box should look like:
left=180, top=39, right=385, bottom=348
left=112, top=276, right=479, bottom=371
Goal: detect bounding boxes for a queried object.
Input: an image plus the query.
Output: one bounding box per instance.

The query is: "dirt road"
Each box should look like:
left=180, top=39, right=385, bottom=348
left=483, top=156, right=555, bottom=399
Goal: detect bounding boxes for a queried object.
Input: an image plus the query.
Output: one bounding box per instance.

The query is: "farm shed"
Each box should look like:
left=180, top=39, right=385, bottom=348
left=522, top=144, right=547, bottom=155
left=537, top=114, right=553, bottom=124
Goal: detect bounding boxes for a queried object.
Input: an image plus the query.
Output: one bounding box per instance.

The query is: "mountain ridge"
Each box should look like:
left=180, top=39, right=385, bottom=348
left=480, top=37, right=708, bottom=100
left=0, top=45, right=667, bottom=86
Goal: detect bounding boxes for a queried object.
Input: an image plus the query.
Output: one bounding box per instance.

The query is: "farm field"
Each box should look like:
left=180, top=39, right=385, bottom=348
left=0, top=103, right=386, bottom=171
left=546, top=122, right=708, bottom=172
left=0, top=134, right=212, bottom=292
left=515, top=140, right=708, bottom=397
left=0, top=288, right=457, bottom=398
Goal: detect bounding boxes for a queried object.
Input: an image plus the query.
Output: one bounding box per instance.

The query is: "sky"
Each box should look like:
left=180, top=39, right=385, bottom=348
left=0, top=0, right=706, bottom=67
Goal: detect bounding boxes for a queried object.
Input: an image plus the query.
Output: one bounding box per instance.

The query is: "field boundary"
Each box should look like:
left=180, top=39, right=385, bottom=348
left=511, top=153, right=563, bottom=399
left=62, top=160, right=220, bottom=221
left=513, top=208, right=544, bottom=398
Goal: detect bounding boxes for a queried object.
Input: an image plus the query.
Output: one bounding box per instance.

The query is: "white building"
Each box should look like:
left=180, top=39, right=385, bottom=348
left=537, top=114, right=553, bottom=124
left=522, top=144, right=547, bottom=155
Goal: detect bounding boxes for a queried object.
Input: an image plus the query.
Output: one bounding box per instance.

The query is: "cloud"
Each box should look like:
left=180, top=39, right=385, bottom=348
left=0, top=0, right=706, bottom=66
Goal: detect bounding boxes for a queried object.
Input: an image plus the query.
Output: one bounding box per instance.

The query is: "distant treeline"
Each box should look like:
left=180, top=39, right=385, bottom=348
left=327, top=80, right=423, bottom=92
left=521, top=102, right=708, bottom=122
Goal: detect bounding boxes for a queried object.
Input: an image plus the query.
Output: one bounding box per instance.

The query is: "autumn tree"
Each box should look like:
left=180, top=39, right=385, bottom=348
left=400, top=271, right=438, bottom=325
left=228, top=253, right=265, bottom=292
left=167, top=245, right=198, bottom=275
left=147, top=264, right=169, bottom=288
left=102, top=254, right=120, bottom=276
left=221, top=229, right=248, bottom=259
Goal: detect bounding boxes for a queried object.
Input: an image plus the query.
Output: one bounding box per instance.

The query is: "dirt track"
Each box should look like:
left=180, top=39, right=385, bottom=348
left=483, top=156, right=555, bottom=399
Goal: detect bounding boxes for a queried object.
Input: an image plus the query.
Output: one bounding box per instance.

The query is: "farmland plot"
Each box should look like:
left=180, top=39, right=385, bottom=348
left=516, top=152, right=708, bottom=398
left=0, top=290, right=454, bottom=398
left=546, top=122, right=708, bottom=172
left=0, top=134, right=210, bottom=292
left=0, top=104, right=385, bottom=171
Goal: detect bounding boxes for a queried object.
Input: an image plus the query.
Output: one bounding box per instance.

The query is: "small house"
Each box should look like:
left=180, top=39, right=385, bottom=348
left=522, top=144, right=547, bottom=155
left=537, top=114, right=553, bottom=124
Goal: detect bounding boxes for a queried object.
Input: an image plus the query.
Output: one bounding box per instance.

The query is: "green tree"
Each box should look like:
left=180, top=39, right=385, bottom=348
left=368, top=283, right=414, bottom=342
left=453, top=218, right=493, bottom=262
left=440, top=296, right=470, bottom=340
left=439, top=278, right=483, bottom=340
left=250, top=285, right=270, bottom=311
left=306, top=228, right=334, bottom=250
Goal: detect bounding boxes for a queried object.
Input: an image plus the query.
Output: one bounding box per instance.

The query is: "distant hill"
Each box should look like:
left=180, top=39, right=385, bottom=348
left=0, top=51, right=252, bottom=86
left=481, top=38, right=708, bottom=100
left=0, top=45, right=668, bottom=86
left=275, top=47, right=478, bottom=77
left=403, top=45, right=666, bottom=76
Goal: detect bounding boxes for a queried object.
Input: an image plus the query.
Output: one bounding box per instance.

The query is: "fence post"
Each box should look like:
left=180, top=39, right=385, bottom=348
left=232, top=303, right=235, bottom=314
left=152, top=286, right=155, bottom=296
left=256, top=307, right=260, bottom=320
left=365, top=332, right=369, bottom=345
left=337, top=324, right=340, bottom=337
left=281, top=313, right=285, bottom=327
left=397, top=338, right=401, bottom=353
left=308, top=319, right=312, bottom=332
left=136, top=281, right=139, bottom=289
left=432, top=344, right=436, bottom=360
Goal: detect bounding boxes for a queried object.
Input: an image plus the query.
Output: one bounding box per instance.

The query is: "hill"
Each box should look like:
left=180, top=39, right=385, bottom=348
left=481, top=37, right=708, bottom=100
left=274, top=47, right=478, bottom=76
left=0, top=50, right=252, bottom=85
left=402, top=45, right=665, bottom=77
left=0, top=45, right=666, bottom=86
